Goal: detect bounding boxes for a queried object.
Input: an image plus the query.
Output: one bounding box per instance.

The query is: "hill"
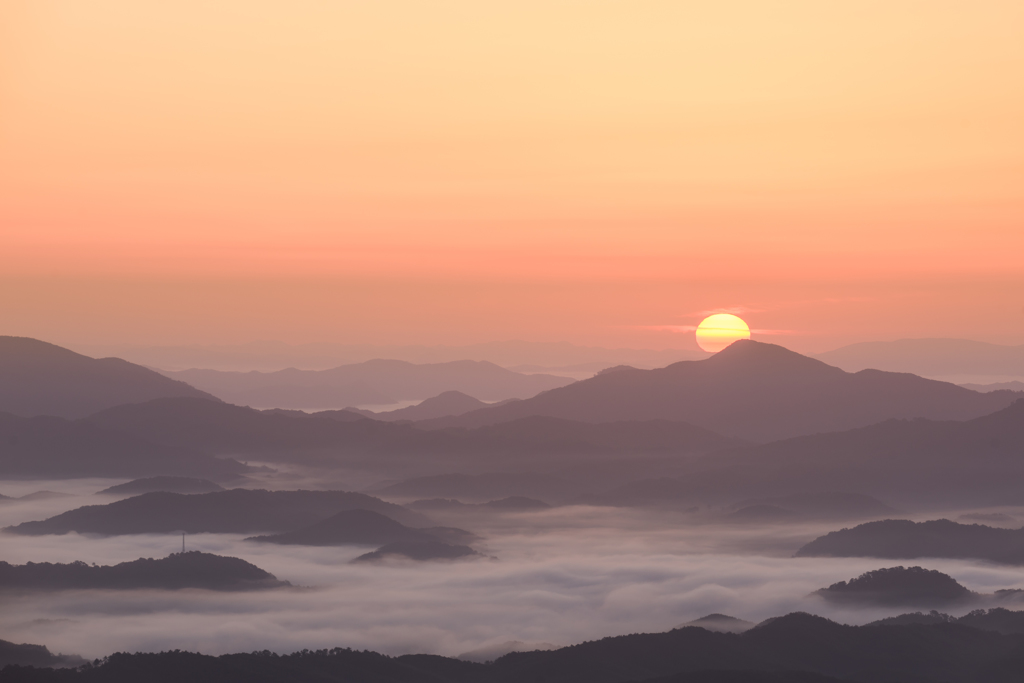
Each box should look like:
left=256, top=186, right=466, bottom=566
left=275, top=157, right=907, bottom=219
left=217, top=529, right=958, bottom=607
left=676, top=614, right=756, bottom=634
left=162, top=359, right=573, bottom=410
left=4, top=489, right=427, bottom=536
left=815, top=338, right=1024, bottom=379
left=0, top=551, right=287, bottom=591
left=0, top=336, right=217, bottom=419
left=97, top=476, right=225, bottom=496
left=0, top=640, right=83, bottom=669
left=351, top=391, right=491, bottom=421
left=870, top=608, right=1024, bottom=635
left=246, top=509, right=471, bottom=546
left=82, top=398, right=739, bottom=474
left=813, top=566, right=975, bottom=606
left=351, top=540, right=481, bottom=562
left=699, top=399, right=1024, bottom=504
left=0, top=412, right=245, bottom=480
left=9, top=613, right=1024, bottom=682
left=796, top=519, right=1024, bottom=564
left=416, top=341, right=1017, bottom=442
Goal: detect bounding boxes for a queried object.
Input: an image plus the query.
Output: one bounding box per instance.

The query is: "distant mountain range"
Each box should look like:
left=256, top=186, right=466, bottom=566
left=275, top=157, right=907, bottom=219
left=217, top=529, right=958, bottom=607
left=348, top=390, right=497, bottom=421
left=796, top=519, right=1024, bottom=564
left=11, top=612, right=1024, bottom=682
left=351, top=540, right=480, bottom=563
left=80, top=397, right=744, bottom=475
left=160, top=359, right=574, bottom=410
left=0, top=551, right=287, bottom=591
left=815, top=338, right=1024, bottom=380
left=585, top=398, right=1024, bottom=507
left=75, top=339, right=705, bottom=373
left=96, top=476, right=226, bottom=496
left=813, top=566, right=976, bottom=607
left=5, top=489, right=427, bottom=536
left=0, top=411, right=245, bottom=480
left=0, top=336, right=216, bottom=419
left=418, top=341, right=1020, bottom=442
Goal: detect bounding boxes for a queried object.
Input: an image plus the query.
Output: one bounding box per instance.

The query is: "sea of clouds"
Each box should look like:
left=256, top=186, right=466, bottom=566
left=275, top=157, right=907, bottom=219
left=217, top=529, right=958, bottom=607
left=2, top=478, right=1023, bottom=660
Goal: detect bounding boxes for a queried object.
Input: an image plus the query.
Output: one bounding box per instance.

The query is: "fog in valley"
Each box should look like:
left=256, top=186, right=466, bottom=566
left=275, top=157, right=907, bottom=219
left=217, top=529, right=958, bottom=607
left=3, top=477, right=1024, bottom=660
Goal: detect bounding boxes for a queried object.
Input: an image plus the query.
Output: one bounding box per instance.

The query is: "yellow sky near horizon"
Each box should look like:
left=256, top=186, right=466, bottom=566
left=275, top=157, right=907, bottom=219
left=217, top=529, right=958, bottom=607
left=1, top=1, right=1022, bottom=350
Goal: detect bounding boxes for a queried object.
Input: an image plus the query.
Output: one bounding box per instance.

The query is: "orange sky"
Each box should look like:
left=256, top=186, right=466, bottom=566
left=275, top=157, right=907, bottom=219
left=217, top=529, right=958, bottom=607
left=1, top=1, right=1022, bottom=352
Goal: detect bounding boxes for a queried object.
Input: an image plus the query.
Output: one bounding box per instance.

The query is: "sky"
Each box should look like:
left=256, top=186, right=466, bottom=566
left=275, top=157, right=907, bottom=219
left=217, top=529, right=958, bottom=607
left=1, top=1, right=1022, bottom=352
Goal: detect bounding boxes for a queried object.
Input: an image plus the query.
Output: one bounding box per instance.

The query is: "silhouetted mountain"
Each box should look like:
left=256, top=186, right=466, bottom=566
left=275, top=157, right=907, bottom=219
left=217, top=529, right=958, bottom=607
left=417, top=341, right=1017, bottom=442
left=245, top=509, right=472, bottom=546
left=83, top=398, right=401, bottom=460
left=958, top=512, right=1017, bottom=526
left=97, top=476, right=225, bottom=496
left=470, top=416, right=746, bottom=453
left=796, top=518, right=1024, bottom=564
left=351, top=540, right=480, bottom=562
left=0, top=640, right=83, bottom=669
left=690, top=399, right=1024, bottom=505
left=0, top=412, right=245, bottom=480
left=815, top=338, right=1024, bottom=379
left=0, top=337, right=217, bottom=419
left=407, top=497, right=551, bottom=513
left=376, top=473, right=576, bottom=502
left=870, top=608, right=1024, bottom=635
left=813, top=566, right=975, bottom=606
left=350, top=391, right=490, bottom=421
left=93, top=339, right=702, bottom=373
left=0, top=551, right=287, bottom=591
left=962, top=380, right=1024, bottom=393
left=457, top=641, right=558, bottom=663
left=5, top=489, right=427, bottom=536
left=676, top=615, right=756, bottom=633
left=81, top=398, right=734, bottom=475
left=162, top=359, right=573, bottom=410
left=10, top=613, right=1024, bottom=682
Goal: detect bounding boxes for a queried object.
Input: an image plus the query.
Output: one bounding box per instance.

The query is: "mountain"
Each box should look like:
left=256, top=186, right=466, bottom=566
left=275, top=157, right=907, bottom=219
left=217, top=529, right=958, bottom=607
left=796, top=519, right=1024, bottom=564
left=82, top=339, right=704, bottom=373
left=815, top=338, right=1024, bottom=380
left=696, top=399, right=1024, bottom=504
left=375, top=473, right=578, bottom=502
left=11, top=613, right=1024, bottom=682
left=351, top=540, right=481, bottom=562
left=870, top=608, right=1024, bottom=635
left=416, top=341, right=1019, bottom=442
left=0, top=551, right=287, bottom=591
left=83, top=397, right=406, bottom=461
left=407, top=497, right=552, bottom=512
left=961, top=380, right=1024, bottom=393
left=812, top=566, right=976, bottom=606
left=161, top=359, right=574, bottom=410
left=4, top=489, right=427, bottom=536
left=350, top=390, right=491, bottom=421
left=81, top=398, right=739, bottom=476
left=0, top=336, right=217, bottom=419
left=0, top=412, right=246, bottom=480
left=0, top=640, right=84, bottom=669
left=245, top=509, right=471, bottom=546
left=96, top=476, right=226, bottom=496
left=676, top=615, right=756, bottom=634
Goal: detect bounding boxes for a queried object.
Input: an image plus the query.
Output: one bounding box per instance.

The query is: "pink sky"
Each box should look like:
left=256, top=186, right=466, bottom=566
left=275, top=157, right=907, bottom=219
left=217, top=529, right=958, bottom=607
left=2, top=1, right=1022, bottom=351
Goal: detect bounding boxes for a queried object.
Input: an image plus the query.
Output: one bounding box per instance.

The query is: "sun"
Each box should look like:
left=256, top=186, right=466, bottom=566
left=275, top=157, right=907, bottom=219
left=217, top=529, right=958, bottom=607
left=695, top=313, right=751, bottom=352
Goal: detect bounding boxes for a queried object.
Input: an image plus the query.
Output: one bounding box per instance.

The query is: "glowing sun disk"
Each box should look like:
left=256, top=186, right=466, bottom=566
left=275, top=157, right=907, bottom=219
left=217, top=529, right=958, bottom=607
left=696, top=313, right=751, bottom=352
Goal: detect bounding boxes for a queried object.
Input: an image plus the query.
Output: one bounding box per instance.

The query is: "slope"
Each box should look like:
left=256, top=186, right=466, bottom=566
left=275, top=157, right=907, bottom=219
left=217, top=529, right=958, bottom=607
left=417, top=341, right=1018, bottom=442
left=0, top=336, right=217, bottom=419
